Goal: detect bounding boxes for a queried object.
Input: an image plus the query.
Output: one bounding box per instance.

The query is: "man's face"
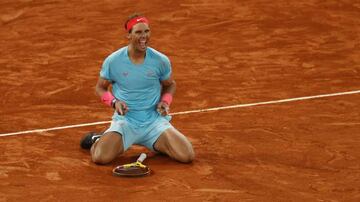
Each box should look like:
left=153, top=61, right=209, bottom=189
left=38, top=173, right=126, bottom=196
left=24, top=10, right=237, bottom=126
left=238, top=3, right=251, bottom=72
left=128, top=23, right=150, bottom=52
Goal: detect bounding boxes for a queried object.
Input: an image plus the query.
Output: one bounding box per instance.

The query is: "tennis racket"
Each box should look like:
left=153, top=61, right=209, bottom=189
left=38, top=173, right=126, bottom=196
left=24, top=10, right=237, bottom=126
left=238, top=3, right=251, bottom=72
left=113, top=153, right=150, bottom=177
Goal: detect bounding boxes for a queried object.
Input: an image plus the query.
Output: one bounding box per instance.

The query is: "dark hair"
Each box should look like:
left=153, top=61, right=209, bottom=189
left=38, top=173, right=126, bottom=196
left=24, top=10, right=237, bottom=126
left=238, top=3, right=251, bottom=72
left=124, top=13, right=144, bottom=33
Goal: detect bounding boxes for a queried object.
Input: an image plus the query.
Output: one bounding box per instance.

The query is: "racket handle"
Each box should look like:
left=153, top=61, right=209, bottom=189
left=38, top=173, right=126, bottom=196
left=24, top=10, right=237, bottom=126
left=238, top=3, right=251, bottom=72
left=137, top=153, right=147, bottom=163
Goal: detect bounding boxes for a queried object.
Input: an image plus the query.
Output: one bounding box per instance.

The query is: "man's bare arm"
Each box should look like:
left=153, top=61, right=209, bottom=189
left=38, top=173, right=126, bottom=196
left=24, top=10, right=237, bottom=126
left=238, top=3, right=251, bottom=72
left=157, top=76, right=176, bottom=115
left=161, top=76, right=176, bottom=95
left=95, top=77, right=112, bottom=97
left=95, top=77, right=128, bottom=115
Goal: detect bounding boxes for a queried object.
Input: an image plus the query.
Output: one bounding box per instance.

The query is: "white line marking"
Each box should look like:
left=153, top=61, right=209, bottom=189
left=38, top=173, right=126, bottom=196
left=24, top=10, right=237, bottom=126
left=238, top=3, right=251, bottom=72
left=195, top=188, right=240, bottom=193
left=171, top=89, right=360, bottom=115
left=1, top=89, right=359, bottom=137
left=0, top=121, right=112, bottom=137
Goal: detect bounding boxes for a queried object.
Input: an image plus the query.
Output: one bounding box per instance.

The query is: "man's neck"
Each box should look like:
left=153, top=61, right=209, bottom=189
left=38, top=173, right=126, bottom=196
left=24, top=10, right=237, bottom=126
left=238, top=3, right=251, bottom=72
left=128, top=45, right=146, bottom=64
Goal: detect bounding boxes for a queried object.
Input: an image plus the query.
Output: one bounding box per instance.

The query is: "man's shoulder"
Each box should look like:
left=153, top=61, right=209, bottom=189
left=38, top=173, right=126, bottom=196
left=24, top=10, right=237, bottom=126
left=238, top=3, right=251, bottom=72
left=147, top=47, right=170, bottom=62
left=105, top=46, right=128, bottom=62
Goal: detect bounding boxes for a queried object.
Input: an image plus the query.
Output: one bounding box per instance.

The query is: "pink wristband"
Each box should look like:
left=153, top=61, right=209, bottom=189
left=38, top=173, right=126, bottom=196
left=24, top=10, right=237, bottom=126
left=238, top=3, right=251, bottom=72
left=101, top=92, right=115, bottom=107
left=161, top=93, right=173, bottom=106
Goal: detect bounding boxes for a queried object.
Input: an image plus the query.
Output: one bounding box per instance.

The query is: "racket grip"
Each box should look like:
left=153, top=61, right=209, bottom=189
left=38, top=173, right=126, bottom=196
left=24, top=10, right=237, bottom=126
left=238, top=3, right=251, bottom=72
left=137, top=153, right=147, bottom=163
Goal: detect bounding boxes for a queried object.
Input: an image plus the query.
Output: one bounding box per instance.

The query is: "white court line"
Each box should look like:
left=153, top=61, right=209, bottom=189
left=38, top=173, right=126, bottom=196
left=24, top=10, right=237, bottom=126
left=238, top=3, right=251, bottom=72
left=1, top=89, right=360, bottom=137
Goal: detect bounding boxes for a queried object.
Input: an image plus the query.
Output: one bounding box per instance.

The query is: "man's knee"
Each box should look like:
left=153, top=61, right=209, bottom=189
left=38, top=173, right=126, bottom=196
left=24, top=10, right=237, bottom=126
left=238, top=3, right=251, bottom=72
left=176, top=146, right=195, bottom=163
left=90, top=132, right=124, bottom=165
left=91, top=147, right=114, bottom=165
left=162, top=131, right=195, bottom=163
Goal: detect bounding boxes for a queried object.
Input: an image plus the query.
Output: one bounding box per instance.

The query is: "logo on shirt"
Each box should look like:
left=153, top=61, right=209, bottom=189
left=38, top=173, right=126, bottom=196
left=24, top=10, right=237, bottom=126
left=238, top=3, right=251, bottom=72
left=122, top=72, right=129, bottom=77
left=146, top=70, right=155, bottom=77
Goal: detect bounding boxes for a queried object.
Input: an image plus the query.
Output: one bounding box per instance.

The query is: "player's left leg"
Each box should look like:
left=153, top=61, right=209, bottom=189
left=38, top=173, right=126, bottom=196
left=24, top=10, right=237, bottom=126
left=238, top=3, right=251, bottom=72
left=154, top=128, right=195, bottom=163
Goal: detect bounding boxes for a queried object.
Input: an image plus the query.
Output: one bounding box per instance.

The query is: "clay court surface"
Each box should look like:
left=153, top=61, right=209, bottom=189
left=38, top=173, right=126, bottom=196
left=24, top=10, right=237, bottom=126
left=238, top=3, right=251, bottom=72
left=1, top=0, right=360, bottom=201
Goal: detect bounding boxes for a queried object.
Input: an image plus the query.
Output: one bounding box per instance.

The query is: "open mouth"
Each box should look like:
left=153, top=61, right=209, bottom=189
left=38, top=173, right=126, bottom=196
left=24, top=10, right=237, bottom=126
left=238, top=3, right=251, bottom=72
left=139, top=39, right=147, bottom=49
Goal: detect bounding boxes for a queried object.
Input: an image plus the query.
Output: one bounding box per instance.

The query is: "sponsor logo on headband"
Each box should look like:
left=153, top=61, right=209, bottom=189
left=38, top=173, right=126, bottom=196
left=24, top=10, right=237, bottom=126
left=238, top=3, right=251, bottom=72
left=126, top=17, right=149, bottom=32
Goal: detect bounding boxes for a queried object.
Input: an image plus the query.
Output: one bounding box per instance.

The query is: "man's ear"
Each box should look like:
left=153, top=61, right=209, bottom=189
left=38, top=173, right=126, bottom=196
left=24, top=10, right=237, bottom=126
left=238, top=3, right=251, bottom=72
left=126, top=32, right=131, bottom=39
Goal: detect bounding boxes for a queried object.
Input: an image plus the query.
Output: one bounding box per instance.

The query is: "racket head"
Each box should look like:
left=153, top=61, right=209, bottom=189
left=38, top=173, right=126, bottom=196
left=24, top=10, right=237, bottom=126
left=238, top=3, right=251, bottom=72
left=112, top=162, right=151, bottom=177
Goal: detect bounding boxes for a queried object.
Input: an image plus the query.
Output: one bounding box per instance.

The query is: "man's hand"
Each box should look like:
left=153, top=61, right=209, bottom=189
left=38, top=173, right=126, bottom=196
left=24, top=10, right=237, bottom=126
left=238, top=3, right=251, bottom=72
left=114, top=100, right=129, bottom=115
left=157, top=101, right=169, bottom=116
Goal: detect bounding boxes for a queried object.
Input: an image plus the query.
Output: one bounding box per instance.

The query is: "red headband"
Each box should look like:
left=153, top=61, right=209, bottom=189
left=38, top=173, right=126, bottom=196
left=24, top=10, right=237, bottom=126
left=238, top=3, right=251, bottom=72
left=126, top=16, right=149, bottom=32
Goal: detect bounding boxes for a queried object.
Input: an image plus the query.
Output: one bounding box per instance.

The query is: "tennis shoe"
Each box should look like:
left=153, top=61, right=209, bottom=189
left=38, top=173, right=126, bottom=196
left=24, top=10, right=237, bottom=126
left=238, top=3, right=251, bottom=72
left=80, top=132, right=102, bottom=149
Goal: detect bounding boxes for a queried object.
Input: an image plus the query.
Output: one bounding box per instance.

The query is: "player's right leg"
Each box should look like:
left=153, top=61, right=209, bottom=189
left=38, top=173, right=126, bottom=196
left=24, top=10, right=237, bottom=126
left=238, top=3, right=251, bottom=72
left=90, top=132, right=124, bottom=165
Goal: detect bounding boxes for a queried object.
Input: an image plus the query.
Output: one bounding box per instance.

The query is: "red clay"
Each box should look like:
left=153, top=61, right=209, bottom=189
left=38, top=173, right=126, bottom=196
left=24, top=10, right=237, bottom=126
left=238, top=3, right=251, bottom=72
left=1, top=0, right=360, bottom=201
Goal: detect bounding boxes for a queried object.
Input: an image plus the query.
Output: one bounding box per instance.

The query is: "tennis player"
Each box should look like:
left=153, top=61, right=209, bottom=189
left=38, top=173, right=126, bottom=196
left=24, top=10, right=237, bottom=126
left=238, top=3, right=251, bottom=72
left=80, top=13, right=195, bottom=164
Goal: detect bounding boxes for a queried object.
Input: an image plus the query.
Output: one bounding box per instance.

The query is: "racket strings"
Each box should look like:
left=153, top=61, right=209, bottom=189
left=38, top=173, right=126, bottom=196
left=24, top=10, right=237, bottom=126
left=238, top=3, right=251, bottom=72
left=113, top=153, right=150, bottom=177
